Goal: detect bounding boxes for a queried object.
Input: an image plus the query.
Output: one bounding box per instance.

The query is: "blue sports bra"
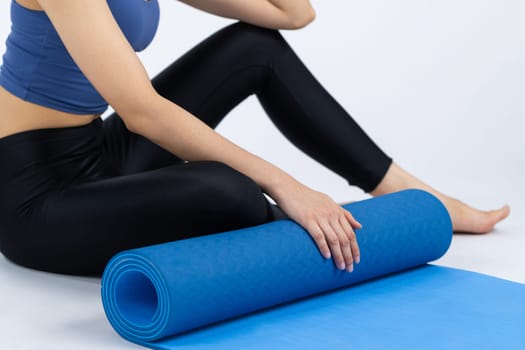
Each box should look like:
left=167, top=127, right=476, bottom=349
left=0, top=0, right=160, bottom=115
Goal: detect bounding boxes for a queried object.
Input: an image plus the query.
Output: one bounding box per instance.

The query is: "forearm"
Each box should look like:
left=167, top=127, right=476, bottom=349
left=177, top=0, right=316, bottom=30
left=128, top=95, right=300, bottom=202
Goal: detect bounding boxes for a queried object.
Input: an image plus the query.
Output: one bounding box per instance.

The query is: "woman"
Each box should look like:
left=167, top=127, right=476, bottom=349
left=0, top=0, right=509, bottom=276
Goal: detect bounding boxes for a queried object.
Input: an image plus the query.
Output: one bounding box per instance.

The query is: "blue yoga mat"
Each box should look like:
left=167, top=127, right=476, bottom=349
left=101, top=189, right=525, bottom=349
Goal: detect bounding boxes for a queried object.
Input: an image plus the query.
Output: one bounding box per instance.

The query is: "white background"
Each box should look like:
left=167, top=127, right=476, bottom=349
left=0, top=1, right=523, bottom=349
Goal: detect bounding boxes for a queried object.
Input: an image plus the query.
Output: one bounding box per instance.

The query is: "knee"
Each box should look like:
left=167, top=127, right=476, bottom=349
left=225, top=21, right=289, bottom=60
left=199, top=161, right=272, bottom=225
left=204, top=161, right=266, bottom=202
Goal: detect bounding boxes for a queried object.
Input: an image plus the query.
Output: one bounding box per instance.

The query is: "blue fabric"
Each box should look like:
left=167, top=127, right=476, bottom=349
left=0, top=0, right=160, bottom=115
left=108, top=0, right=160, bottom=52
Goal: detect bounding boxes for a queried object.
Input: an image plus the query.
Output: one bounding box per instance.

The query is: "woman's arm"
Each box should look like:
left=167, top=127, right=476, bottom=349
left=36, top=0, right=359, bottom=272
left=177, top=0, right=316, bottom=29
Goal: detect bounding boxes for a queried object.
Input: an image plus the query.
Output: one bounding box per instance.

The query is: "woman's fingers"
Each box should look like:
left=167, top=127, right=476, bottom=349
left=330, top=218, right=354, bottom=272
left=345, top=210, right=362, bottom=229
left=318, top=219, right=349, bottom=271
left=306, top=223, right=332, bottom=259
left=339, top=214, right=360, bottom=264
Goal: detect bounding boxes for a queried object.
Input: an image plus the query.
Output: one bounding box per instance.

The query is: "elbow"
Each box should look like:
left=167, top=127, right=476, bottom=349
left=120, top=113, right=143, bottom=135
left=288, top=6, right=316, bottom=29
left=113, top=90, right=160, bottom=135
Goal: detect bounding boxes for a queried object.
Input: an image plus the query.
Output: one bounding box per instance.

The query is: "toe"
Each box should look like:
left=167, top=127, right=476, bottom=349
left=493, top=205, right=510, bottom=223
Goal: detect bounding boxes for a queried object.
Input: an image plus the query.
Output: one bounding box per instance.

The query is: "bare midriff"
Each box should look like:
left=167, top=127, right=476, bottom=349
left=0, top=86, right=102, bottom=140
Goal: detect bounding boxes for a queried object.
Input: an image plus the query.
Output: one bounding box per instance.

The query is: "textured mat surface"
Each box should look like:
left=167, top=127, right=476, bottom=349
left=143, top=265, right=525, bottom=349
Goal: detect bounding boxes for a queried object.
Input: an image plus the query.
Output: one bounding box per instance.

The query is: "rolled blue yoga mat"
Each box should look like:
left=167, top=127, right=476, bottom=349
left=101, top=189, right=525, bottom=349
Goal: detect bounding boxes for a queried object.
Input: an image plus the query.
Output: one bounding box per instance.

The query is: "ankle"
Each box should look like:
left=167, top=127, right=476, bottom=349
left=369, top=162, right=416, bottom=196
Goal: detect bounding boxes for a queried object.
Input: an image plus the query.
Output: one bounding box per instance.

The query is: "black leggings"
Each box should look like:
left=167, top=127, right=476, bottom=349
left=0, top=22, right=392, bottom=275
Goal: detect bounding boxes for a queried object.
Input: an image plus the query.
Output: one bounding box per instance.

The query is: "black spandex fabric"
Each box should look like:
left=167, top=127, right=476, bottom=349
left=0, top=22, right=392, bottom=275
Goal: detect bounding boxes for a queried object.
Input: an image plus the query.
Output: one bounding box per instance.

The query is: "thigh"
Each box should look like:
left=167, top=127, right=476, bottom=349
left=3, top=161, right=274, bottom=275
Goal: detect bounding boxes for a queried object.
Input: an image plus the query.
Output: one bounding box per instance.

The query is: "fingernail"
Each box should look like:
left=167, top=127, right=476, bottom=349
left=324, top=251, right=331, bottom=259
left=355, top=256, right=360, bottom=264
left=338, top=262, right=345, bottom=270
left=347, top=264, right=354, bottom=272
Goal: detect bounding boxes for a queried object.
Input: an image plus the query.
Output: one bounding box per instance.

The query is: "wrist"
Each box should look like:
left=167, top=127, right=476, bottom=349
left=262, top=171, right=303, bottom=204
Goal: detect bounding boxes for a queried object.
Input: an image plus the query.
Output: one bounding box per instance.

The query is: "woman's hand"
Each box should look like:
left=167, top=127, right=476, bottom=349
left=271, top=178, right=362, bottom=272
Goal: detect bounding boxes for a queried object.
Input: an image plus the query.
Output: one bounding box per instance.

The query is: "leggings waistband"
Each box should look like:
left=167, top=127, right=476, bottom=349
left=0, top=117, right=103, bottom=148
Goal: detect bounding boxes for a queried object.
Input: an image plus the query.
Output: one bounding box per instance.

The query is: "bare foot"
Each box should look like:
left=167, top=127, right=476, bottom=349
left=370, top=162, right=511, bottom=234
left=441, top=197, right=510, bottom=234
